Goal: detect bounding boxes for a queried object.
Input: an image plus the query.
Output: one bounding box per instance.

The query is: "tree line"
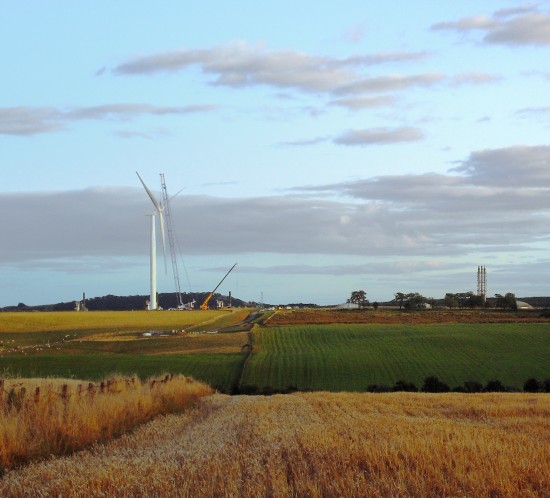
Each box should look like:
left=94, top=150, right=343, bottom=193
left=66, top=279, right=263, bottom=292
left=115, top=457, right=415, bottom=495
left=347, top=290, right=519, bottom=310
left=365, top=376, right=550, bottom=393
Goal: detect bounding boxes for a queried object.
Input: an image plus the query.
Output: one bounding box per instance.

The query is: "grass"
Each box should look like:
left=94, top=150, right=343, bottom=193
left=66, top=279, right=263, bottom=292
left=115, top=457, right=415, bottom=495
left=243, top=323, right=550, bottom=391
left=0, top=374, right=213, bottom=470
left=1, top=392, right=548, bottom=497
left=0, top=353, right=245, bottom=392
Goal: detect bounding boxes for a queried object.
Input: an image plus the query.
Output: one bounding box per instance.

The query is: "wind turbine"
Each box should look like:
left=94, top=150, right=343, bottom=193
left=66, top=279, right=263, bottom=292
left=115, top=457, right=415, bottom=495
left=136, top=172, right=166, bottom=311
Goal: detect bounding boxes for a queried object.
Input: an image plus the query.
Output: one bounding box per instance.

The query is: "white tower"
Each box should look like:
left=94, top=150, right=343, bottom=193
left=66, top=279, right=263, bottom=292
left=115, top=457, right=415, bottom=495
left=148, top=213, right=157, bottom=311
left=137, top=172, right=165, bottom=311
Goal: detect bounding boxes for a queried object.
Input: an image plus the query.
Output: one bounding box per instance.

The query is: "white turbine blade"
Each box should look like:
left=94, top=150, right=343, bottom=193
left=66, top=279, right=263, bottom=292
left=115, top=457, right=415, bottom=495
left=159, top=210, right=167, bottom=274
left=136, top=172, right=162, bottom=212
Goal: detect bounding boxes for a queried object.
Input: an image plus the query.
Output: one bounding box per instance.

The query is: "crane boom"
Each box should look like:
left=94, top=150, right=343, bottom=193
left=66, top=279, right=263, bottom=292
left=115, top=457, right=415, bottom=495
left=200, top=263, right=237, bottom=310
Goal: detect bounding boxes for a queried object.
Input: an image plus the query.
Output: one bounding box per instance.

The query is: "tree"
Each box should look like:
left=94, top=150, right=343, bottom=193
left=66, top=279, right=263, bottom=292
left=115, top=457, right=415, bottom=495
left=404, top=292, right=427, bottom=310
left=393, top=380, right=418, bottom=392
left=484, top=379, right=506, bottom=392
left=348, top=290, right=368, bottom=309
left=463, top=380, right=483, bottom=393
left=394, top=292, right=405, bottom=310
left=523, top=378, right=542, bottom=393
left=422, top=376, right=450, bottom=393
left=444, top=293, right=459, bottom=309
left=447, top=292, right=485, bottom=309
left=495, top=293, right=517, bottom=310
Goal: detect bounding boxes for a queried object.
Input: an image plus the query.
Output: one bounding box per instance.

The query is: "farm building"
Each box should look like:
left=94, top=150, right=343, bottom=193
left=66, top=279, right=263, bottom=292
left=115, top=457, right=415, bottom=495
left=337, top=302, right=360, bottom=309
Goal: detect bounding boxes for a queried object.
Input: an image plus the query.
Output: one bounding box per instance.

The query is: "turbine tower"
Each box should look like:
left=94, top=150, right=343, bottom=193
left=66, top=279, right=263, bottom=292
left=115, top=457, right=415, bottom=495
left=137, top=172, right=165, bottom=311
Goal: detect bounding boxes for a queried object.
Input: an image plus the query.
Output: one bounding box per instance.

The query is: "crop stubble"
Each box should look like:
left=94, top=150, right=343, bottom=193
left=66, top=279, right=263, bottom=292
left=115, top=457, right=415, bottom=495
left=1, top=392, right=548, bottom=497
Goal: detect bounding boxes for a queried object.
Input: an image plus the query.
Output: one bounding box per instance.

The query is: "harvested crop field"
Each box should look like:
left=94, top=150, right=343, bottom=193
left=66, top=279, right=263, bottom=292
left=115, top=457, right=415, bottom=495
left=1, top=392, right=548, bottom=497
left=268, top=308, right=550, bottom=326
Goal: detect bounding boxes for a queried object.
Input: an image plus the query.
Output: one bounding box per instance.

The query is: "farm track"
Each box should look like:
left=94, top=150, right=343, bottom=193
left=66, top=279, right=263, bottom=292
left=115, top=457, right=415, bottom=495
left=1, top=392, right=549, bottom=497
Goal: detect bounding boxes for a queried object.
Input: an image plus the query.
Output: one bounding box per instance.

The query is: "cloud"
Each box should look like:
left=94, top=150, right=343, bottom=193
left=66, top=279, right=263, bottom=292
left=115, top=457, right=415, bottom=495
left=0, top=107, right=66, bottom=136
left=450, top=145, right=550, bottom=187
left=112, top=42, right=438, bottom=97
left=333, top=73, right=444, bottom=95
left=239, top=259, right=461, bottom=276
left=294, top=144, right=550, bottom=248
left=65, top=103, right=219, bottom=120
left=516, top=106, right=550, bottom=118
left=114, top=130, right=153, bottom=140
left=3, top=146, right=550, bottom=273
left=0, top=104, right=219, bottom=136
left=432, top=15, right=495, bottom=32
left=329, top=95, right=397, bottom=110
left=334, top=127, right=425, bottom=146
left=450, top=72, right=502, bottom=86
left=279, top=138, right=328, bottom=147
left=432, top=7, right=550, bottom=46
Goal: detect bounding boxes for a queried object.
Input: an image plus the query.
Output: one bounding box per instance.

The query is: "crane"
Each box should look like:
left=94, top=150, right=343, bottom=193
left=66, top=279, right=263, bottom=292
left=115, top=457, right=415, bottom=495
left=200, top=263, right=237, bottom=310
left=160, top=173, right=183, bottom=309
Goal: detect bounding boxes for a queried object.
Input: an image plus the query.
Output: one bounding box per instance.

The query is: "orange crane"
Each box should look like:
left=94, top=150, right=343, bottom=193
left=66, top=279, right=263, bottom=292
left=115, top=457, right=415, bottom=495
left=200, top=263, right=237, bottom=310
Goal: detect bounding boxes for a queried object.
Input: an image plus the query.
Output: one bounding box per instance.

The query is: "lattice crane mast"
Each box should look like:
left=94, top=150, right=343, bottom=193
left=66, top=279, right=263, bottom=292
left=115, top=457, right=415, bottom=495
left=160, top=173, right=184, bottom=309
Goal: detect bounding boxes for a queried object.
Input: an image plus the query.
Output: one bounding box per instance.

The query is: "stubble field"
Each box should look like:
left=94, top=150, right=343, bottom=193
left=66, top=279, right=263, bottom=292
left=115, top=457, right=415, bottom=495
left=1, top=391, right=548, bottom=497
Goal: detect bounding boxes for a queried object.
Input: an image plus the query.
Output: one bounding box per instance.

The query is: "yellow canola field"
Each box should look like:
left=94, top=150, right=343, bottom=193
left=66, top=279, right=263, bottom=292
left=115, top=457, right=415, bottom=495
left=1, top=392, right=548, bottom=497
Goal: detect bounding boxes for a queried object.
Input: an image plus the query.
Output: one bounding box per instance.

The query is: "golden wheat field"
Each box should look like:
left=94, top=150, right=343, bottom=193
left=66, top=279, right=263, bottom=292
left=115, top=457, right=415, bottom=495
left=1, top=392, right=548, bottom=497
left=0, top=375, right=213, bottom=471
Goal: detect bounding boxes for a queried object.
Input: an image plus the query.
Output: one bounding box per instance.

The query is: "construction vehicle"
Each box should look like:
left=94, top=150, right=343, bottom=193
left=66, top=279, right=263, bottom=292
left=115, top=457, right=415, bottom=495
left=200, top=263, right=237, bottom=310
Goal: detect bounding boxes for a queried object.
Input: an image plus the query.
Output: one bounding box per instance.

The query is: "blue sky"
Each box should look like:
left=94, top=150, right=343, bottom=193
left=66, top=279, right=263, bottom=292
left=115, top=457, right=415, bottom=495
left=1, top=1, right=549, bottom=307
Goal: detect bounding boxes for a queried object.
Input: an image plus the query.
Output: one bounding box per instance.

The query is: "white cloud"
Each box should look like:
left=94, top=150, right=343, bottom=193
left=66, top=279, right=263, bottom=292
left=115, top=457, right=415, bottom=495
left=2, top=146, right=549, bottom=271
left=0, top=104, right=219, bottom=136
left=334, top=127, right=425, bottom=146
left=112, top=42, right=438, bottom=97
left=432, top=7, right=550, bottom=46
left=0, top=107, right=66, bottom=136
left=329, top=95, right=397, bottom=110
left=450, top=73, right=502, bottom=86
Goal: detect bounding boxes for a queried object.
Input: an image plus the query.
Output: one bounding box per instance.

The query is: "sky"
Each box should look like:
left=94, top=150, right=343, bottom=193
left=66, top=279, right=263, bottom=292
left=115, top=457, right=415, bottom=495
left=1, top=1, right=550, bottom=307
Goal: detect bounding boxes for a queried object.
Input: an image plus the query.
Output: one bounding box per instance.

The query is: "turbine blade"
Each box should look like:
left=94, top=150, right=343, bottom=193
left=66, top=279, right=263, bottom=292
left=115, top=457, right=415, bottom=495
left=136, top=172, right=162, bottom=212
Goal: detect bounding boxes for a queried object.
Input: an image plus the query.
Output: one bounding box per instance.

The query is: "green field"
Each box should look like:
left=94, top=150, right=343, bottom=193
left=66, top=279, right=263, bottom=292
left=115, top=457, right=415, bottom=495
left=242, top=323, right=550, bottom=390
left=0, top=353, right=244, bottom=391
left=2, top=311, right=550, bottom=392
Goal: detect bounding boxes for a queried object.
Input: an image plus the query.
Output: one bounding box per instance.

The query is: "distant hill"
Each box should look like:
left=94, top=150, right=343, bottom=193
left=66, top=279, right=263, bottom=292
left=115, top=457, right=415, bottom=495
left=3, top=294, right=547, bottom=312
left=1, top=292, right=252, bottom=312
